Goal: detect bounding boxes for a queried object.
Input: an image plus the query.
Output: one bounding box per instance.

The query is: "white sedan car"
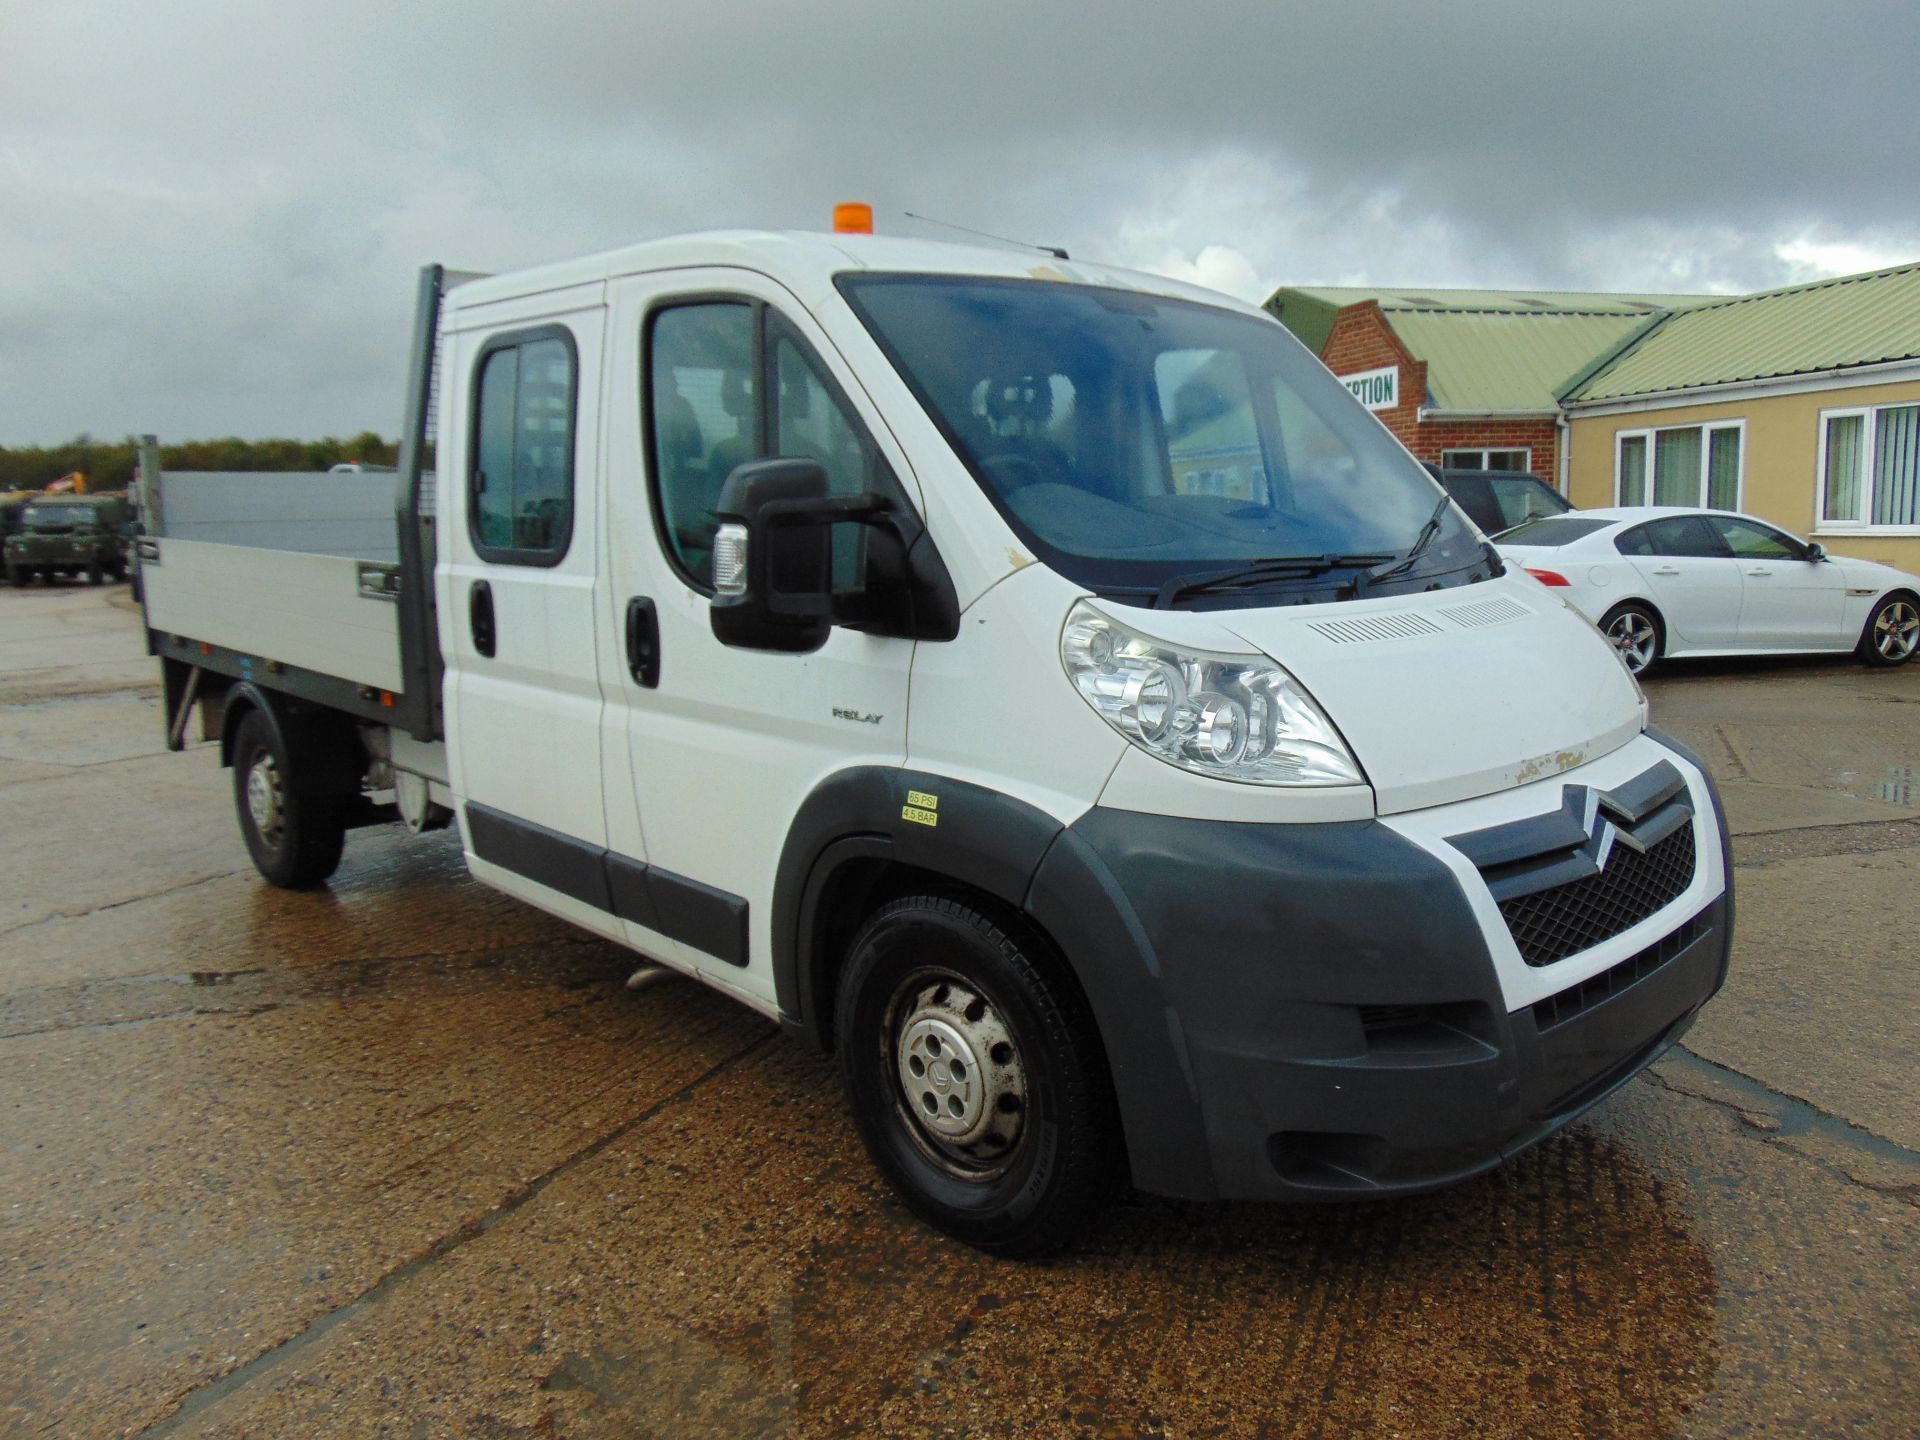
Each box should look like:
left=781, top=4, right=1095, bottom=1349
left=1495, top=507, right=1920, bottom=675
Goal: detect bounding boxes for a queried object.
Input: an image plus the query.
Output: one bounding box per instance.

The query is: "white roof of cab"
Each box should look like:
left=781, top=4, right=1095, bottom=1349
left=444, top=228, right=1259, bottom=317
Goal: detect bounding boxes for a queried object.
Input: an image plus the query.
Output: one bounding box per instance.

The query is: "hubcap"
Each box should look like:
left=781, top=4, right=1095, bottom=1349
left=1607, top=612, right=1657, bottom=673
left=245, top=754, right=284, bottom=843
left=890, top=973, right=1026, bottom=1172
left=1875, top=601, right=1919, bottom=661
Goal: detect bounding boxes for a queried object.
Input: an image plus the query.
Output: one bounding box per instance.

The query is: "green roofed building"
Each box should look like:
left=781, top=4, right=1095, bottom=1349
left=1560, top=262, right=1920, bottom=569
left=1266, top=285, right=1711, bottom=486
left=1267, top=261, right=1920, bottom=568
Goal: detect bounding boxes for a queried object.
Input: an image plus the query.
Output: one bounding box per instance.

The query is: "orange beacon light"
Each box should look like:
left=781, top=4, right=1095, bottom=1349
left=833, top=202, right=874, bottom=235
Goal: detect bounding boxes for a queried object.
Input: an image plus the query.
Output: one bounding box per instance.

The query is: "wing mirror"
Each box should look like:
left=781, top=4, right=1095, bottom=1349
left=708, top=458, right=959, bottom=653
left=1805, top=542, right=1827, bottom=562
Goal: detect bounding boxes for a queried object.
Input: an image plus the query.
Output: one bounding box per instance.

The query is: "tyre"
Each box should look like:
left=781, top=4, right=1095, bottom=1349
left=231, top=709, right=348, bottom=888
left=1859, top=593, right=1920, bottom=667
left=835, top=894, right=1119, bottom=1257
left=87, top=561, right=103, bottom=585
left=1600, top=601, right=1662, bottom=676
left=5, top=563, right=21, bottom=588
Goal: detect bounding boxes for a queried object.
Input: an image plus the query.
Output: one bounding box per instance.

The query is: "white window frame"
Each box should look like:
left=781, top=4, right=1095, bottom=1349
left=1815, top=401, right=1920, bottom=536
left=1441, top=446, right=1532, bottom=472
left=1613, top=419, right=1745, bottom=509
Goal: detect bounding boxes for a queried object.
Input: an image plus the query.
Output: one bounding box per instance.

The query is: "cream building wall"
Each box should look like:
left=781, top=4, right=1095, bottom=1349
left=1566, top=374, right=1920, bottom=571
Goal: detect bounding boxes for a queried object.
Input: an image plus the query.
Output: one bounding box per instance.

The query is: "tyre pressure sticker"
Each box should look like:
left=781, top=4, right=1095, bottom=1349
left=902, top=790, right=939, bottom=827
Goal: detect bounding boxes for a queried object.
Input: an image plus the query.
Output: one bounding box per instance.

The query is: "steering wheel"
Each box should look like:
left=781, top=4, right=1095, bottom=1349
left=980, top=453, right=1048, bottom=491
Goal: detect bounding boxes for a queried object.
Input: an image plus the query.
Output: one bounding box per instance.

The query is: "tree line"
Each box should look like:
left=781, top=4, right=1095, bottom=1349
left=0, top=433, right=402, bottom=494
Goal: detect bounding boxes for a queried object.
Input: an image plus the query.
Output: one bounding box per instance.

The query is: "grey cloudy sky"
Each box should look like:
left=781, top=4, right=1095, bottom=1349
left=4, top=0, right=1917, bottom=446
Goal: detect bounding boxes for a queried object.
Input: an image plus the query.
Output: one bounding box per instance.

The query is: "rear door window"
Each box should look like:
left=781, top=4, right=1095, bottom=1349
left=1638, top=516, right=1729, bottom=558
left=469, top=329, right=577, bottom=564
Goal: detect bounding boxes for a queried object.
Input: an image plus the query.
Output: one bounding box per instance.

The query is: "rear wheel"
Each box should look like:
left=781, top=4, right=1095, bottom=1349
left=1860, top=593, right=1920, bottom=667
left=1601, top=601, right=1662, bottom=675
left=5, top=563, right=21, bottom=588
left=231, top=709, right=348, bottom=888
left=87, top=561, right=103, bottom=585
left=836, top=894, right=1119, bottom=1257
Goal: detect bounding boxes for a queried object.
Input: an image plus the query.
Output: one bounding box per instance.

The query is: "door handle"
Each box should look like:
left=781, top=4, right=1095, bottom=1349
left=469, top=579, right=496, bottom=658
left=1746, top=567, right=1773, bottom=577
left=625, top=596, right=660, bottom=688
left=1651, top=566, right=1681, bottom=576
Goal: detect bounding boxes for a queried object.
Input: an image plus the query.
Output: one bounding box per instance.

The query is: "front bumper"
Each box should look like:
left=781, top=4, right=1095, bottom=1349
left=1034, top=730, right=1732, bottom=1202
left=7, top=539, right=108, bottom=564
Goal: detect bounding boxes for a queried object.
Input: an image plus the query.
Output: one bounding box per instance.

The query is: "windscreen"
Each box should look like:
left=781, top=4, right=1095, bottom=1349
left=1496, top=516, right=1615, bottom=547
left=23, top=505, right=85, bottom=528
left=839, top=275, right=1488, bottom=605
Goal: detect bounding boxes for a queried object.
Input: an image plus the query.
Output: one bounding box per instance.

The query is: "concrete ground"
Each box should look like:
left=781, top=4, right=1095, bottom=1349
left=1, top=583, right=1915, bottom=1440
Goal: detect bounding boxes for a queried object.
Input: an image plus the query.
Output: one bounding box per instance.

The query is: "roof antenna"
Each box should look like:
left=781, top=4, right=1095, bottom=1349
left=904, top=212, right=1069, bottom=261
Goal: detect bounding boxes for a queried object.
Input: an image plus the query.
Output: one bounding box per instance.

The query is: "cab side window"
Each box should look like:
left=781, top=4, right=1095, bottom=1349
left=772, top=326, right=894, bottom=588
left=647, top=303, right=902, bottom=591
left=649, top=304, right=756, bottom=587
left=470, top=330, right=576, bottom=563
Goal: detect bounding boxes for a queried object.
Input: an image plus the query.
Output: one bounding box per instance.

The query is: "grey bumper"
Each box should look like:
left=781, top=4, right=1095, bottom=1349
left=1026, top=745, right=1733, bottom=1202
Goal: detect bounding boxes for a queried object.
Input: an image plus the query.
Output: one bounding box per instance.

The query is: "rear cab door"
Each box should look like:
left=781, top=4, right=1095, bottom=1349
left=438, top=281, right=619, bottom=932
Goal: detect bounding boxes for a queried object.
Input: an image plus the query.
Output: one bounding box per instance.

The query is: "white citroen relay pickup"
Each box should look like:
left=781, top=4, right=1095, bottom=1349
left=139, top=230, right=1732, bottom=1254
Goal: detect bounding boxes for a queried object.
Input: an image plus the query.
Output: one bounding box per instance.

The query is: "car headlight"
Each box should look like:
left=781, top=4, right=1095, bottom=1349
left=1060, top=600, right=1364, bottom=786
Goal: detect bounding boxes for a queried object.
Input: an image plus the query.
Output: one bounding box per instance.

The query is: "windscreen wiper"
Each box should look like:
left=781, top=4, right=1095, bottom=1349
left=1154, top=553, right=1394, bottom=609
left=1364, top=494, right=1455, bottom=587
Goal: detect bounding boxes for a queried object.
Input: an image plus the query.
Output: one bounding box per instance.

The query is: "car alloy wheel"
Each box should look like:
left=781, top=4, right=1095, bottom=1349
left=1606, top=609, right=1659, bottom=674
left=1873, top=598, right=1919, bottom=664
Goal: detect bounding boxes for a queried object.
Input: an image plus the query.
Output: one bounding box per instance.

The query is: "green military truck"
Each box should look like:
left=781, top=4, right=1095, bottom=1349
left=4, top=494, right=132, bottom=586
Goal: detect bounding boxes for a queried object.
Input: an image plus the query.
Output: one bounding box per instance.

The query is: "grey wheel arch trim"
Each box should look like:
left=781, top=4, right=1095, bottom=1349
left=772, top=767, right=1214, bottom=1196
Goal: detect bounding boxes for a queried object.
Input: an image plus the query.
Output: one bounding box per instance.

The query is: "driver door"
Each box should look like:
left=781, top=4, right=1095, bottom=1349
left=1705, top=515, right=1847, bottom=650
left=598, top=270, right=919, bottom=1007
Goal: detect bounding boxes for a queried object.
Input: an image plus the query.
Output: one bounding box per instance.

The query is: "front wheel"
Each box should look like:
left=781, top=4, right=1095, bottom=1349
left=1860, top=593, right=1920, bottom=667
left=231, top=709, right=348, bottom=888
left=1601, top=601, right=1662, bottom=675
left=87, top=561, right=103, bottom=585
left=5, top=563, right=22, bottom=588
left=836, top=895, right=1120, bottom=1257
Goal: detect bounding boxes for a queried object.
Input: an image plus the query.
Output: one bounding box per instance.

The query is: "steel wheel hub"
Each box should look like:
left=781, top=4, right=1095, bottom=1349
left=891, top=974, right=1026, bottom=1166
left=1875, top=601, right=1918, bottom=660
left=246, top=755, right=284, bottom=841
left=1608, top=612, right=1657, bottom=672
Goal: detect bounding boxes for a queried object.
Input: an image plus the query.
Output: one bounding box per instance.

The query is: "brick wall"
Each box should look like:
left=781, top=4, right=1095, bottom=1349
left=1413, top=417, right=1561, bottom=481
left=1319, top=303, right=1562, bottom=484
left=1321, top=304, right=1426, bottom=451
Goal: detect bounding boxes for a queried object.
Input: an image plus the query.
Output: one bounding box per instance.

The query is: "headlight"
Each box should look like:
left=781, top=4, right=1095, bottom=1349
left=1060, top=600, right=1364, bottom=786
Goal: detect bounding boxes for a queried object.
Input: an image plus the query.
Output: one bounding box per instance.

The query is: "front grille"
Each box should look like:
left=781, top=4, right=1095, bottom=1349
left=1499, top=823, right=1696, bottom=966
left=1531, top=909, right=1713, bottom=1031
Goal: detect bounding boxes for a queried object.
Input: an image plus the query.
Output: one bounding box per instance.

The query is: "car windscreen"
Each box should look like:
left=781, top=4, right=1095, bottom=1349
left=838, top=275, right=1489, bottom=606
left=1496, top=516, right=1616, bottom=547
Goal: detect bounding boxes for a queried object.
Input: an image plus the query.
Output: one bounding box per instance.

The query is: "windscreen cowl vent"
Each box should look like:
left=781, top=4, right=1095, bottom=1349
left=1308, top=613, right=1444, bottom=644
left=1438, top=596, right=1532, bottom=630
